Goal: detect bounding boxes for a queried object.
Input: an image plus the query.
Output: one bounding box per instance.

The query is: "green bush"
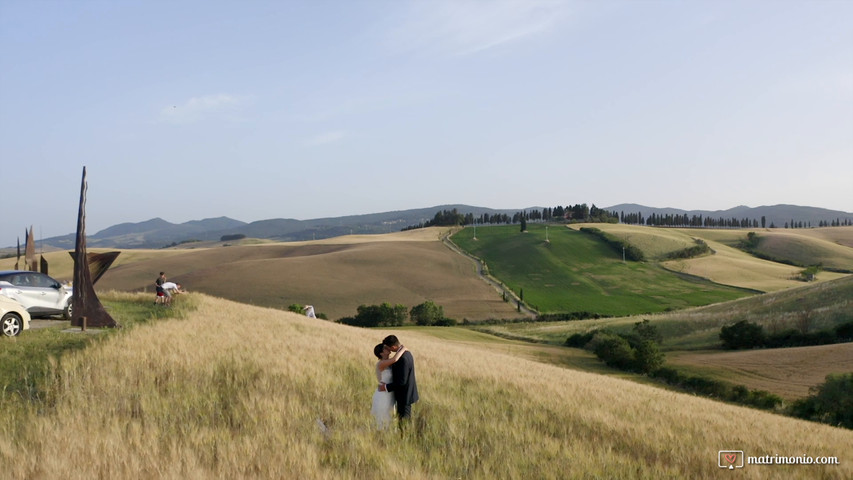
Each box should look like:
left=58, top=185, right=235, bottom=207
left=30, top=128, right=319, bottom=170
left=650, top=368, right=781, bottom=410
left=721, top=320, right=853, bottom=350
left=337, top=303, right=407, bottom=327
left=720, top=320, right=765, bottom=349
left=664, top=239, right=711, bottom=260
left=789, top=373, right=853, bottom=429
left=410, top=301, right=446, bottom=326
left=565, top=330, right=600, bottom=348
left=588, top=333, right=635, bottom=370
left=835, top=321, right=853, bottom=341
left=582, top=321, right=664, bottom=374
left=745, top=390, right=783, bottom=410
left=632, top=339, right=665, bottom=374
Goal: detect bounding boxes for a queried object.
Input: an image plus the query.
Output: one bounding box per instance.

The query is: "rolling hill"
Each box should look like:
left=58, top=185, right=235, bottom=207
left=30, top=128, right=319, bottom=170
left=570, top=224, right=853, bottom=291
left=2, top=228, right=522, bottom=322
left=2, top=293, right=849, bottom=478
left=452, top=224, right=752, bottom=316
left=4, top=203, right=850, bottom=251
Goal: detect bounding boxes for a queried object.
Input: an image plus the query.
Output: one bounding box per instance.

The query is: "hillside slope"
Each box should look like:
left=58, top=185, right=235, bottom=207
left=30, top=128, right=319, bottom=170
left=43, top=228, right=522, bottom=322
left=570, top=224, right=853, bottom=291
left=3, top=294, right=850, bottom=479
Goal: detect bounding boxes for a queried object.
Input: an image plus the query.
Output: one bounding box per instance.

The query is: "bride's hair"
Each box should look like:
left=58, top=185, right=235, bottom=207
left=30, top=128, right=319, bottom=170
left=373, top=343, right=385, bottom=359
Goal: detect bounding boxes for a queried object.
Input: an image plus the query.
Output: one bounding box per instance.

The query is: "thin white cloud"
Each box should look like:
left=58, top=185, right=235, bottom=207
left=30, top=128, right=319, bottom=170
left=304, top=130, right=347, bottom=147
left=387, top=0, right=569, bottom=56
left=159, top=94, right=252, bottom=124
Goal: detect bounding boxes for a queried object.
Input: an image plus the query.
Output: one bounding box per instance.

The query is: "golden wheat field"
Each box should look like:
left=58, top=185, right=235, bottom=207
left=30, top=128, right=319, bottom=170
left=748, top=231, right=853, bottom=271
left=662, top=239, right=849, bottom=292
left=1, top=293, right=850, bottom=479
left=668, top=343, right=853, bottom=400
left=0, top=228, right=521, bottom=322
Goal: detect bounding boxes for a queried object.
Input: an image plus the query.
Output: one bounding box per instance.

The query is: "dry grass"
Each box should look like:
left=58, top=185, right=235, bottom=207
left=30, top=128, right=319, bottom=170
left=668, top=343, right=853, bottom=400
left=8, top=226, right=850, bottom=320
left=751, top=231, right=853, bottom=271
left=1, top=293, right=850, bottom=479
left=8, top=228, right=519, bottom=322
left=767, top=226, right=853, bottom=248
left=568, top=223, right=698, bottom=259
left=661, top=239, right=847, bottom=292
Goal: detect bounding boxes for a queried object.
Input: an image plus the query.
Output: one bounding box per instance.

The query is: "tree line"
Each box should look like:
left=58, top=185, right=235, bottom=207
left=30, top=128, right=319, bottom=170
left=337, top=300, right=456, bottom=327
left=403, top=207, right=852, bottom=231
left=620, top=212, right=852, bottom=229
left=403, top=204, right=619, bottom=231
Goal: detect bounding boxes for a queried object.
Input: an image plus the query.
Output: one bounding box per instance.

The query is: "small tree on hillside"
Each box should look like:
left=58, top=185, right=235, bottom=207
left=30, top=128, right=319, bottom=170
left=410, top=301, right=445, bottom=326
left=720, top=320, right=765, bottom=349
left=790, top=373, right=853, bottom=429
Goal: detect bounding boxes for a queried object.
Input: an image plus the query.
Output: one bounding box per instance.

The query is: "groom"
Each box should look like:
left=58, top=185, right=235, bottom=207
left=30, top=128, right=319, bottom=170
left=378, top=335, right=419, bottom=421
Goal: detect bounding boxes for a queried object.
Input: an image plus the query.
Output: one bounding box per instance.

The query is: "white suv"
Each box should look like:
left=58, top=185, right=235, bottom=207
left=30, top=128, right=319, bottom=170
left=0, top=270, right=73, bottom=319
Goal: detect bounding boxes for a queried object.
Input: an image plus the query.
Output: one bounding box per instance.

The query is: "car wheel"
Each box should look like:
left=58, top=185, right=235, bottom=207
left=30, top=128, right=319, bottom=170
left=63, top=301, right=72, bottom=320
left=2, top=313, right=23, bottom=337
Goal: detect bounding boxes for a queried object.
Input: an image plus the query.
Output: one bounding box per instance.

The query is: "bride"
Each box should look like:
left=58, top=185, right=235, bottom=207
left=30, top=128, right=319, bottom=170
left=371, top=343, right=407, bottom=429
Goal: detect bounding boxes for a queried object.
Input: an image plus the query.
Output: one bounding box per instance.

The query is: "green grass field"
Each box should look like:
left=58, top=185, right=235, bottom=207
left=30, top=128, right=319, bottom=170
left=472, top=274, right=853, bottom=350
left=452, top=224, right=751, bottom=316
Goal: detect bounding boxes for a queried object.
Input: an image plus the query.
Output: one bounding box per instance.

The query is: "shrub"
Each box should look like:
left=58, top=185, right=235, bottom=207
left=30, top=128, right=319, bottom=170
left=336, top=303, right=408, bottom=327
left=565, top=330, right=599, bottom=348
left=682, top=376, right=729, bottom=398
left=720, top=320, right=765, bottom=349
left=742, top=231, right=760, bottom=250
left=651, top=367, right=684, bottom=384
left=581, top=321, right=664, bottom=374
left=633, top=319, right=662, bottom=343
left=410, top=301, right=446, bottom=326
left=799, top=265, right=820, bottom=282
left=835, top=321, right=853, bottom=342
left=765, top=329, right=838, bottom=348
left=664, top=239, right=711, bottom=260
left=433, top=317, right=458, bottom=326
left=789, top=373, right=853, bottom=429
left=632, top=340, right=664, bottom=374
left=651, top=369, right=781, bottom=411
left=588, top=333, right=635, bottom=370
left=745, top=390, right=783, bottom=410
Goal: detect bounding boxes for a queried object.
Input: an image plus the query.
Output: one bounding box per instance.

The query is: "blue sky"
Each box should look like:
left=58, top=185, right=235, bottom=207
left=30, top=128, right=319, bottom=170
left=1, top=0, right=851, bottom=247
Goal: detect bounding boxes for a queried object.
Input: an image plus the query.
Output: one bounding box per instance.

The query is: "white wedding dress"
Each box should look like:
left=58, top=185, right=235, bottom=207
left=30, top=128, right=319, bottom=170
left=371, top=365, right=395, bottom=429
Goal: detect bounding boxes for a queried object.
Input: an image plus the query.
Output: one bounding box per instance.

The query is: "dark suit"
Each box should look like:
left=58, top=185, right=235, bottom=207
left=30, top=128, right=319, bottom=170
left=386, top=350, right=419, bottom=419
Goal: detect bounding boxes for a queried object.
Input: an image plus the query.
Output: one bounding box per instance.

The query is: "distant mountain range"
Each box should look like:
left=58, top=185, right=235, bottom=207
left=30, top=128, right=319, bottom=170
left=6, top=204, right=853, bottom=251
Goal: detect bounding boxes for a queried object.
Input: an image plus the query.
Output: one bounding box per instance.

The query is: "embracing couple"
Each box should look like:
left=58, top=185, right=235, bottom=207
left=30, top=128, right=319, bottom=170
left=371, top=335, right=419, bottom=429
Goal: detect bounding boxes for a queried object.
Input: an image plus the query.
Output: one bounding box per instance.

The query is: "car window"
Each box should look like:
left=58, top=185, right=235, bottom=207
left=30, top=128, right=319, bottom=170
left=33, top=274, right=56, bottom=288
